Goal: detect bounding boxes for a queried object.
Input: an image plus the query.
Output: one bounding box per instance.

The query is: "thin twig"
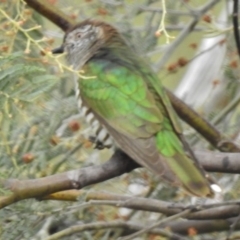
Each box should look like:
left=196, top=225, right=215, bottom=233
left=51, top=143, right=83, bottom=174
left=85, top=191, right=240, bottom=220
left=211, top=90, right=240, bottom=126
left=119, top=209, right=191, bottom=240
left=226, top=212, right=240, bottom=240
left=139, top=7, right=198, bottom=16
left=153, top=0, right=221, bottom=71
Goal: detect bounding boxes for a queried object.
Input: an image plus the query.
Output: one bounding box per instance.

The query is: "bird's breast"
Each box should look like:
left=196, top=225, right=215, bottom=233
left=73, top=73, right=113, bottom=149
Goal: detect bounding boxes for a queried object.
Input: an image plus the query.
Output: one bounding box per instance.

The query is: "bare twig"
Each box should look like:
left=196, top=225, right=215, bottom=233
left=119, top=209, right=191, bottom=240
left=226, top=212, right=240, bottom=240
left=153, top=0, right=221, bottom=71
left=85, top=191, right=240, bottom=220
left=210, top=79, right=240, bottom=126
left=139, top=7, right=198, bottom=16
left=51, top=143, right=83, bottom=174
left=45, top=220, right=188, bottom=240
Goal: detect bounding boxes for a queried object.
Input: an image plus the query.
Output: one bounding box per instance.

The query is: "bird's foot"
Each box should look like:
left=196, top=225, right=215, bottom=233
left=89, top=136, right=111, bottom=150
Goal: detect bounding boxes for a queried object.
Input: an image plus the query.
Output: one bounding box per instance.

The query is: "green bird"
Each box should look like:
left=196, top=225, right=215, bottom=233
left=53, top=19, right=220, bottom=197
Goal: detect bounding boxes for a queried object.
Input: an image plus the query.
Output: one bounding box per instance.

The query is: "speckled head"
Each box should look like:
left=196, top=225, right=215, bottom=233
left=52, top=20, right=122, bottom=69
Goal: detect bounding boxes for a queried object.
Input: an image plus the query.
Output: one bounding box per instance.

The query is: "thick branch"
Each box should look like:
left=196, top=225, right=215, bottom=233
left=168, top=91, right=240, bottom=152
left=195, top=150, right=240, bottom=173
left=24, top=0, right=74, bottom=31
left=0, top=150, right=138, bottom=209
left=1, top=150, right=240, bottom=210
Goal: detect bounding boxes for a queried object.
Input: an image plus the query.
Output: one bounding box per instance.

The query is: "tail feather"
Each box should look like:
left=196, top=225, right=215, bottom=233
left=156, top=130, right=215, bottom=197
left=179, top=133, right=219, bottom=193
left=93, top=112, right=220, bottom=197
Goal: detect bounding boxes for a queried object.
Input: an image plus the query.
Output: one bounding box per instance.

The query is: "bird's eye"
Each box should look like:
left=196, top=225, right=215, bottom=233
left=76, top=33, right=81, bottom=38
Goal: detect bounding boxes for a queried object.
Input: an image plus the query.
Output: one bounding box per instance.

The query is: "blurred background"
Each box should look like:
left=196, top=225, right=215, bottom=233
left=1, top=0, right=240, bottom=239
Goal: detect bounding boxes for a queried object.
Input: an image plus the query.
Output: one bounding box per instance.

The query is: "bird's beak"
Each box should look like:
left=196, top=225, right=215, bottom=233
left=52, top=45, right=64, bottom=54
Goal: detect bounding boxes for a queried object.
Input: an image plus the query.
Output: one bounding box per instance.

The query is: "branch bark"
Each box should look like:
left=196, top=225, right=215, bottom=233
left=165, top=217, right=240, bottom=236
left=1, top=150, right=240, bottom=210
left=44, top=218, right=240, bottom=240
left=24, top=0, right=74, bottom=31
left=0, top=150, right=138, bottom=209
left=46, top=220, right=188, bottom=240
left=85, top=191, right=240, bottom=221
left=153, top=0, right=221, bottom=71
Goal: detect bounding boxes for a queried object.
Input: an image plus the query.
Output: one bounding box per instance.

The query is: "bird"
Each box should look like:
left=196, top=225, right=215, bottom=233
left=52, top=19, right=220, bottom=197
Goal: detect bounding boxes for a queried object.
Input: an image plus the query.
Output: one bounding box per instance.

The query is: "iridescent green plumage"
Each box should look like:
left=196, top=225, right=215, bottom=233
left=80, top=56, right=213, bottom=196
left=55, top=20, right=218, bottom=197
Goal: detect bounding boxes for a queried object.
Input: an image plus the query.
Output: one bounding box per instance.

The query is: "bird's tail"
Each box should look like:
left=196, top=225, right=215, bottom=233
left=155, top=129, right=220, bottom=197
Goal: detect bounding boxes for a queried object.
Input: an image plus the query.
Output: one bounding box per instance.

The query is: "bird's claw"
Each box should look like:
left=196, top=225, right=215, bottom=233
left=89, top=136, right=109, bottom=150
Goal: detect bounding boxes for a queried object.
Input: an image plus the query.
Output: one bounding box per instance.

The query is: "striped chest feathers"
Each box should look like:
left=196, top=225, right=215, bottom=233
left=73, top=75, right=113, bottom=149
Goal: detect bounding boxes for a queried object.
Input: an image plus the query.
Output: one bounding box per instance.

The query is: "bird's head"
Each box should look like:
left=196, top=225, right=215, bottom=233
left=52, top=20, right=122, bottom=69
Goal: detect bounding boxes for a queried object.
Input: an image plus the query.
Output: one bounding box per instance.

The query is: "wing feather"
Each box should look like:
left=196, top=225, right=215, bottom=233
left=93, top=111, right=179, bottom=185
left=81, top=62, right=164, bottom=138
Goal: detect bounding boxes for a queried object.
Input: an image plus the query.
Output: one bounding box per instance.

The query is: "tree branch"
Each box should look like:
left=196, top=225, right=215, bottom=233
left=44, top=218, right=240, bottom=239
left=168, top=91, right=240, bottom=152
left=0, top=150, right=138, bottom=209
left=85, top=191, right=240, bottom=221
left=165, top=217, right=240, bottom=236
left=24, top=0, right=74, bottom=31
left=120, top=209, right=192, bottom=240
left=45, top=220, right=187, bottom=240
left=1, top=150, right=240, bottom=210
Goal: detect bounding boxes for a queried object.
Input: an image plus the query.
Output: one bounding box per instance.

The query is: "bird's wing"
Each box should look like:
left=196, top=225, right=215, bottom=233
left=81, top=62, right=164, bottom=139
left=80, top=62, right=214, bottom=196
left=81, top=62, right=180, bottom=183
